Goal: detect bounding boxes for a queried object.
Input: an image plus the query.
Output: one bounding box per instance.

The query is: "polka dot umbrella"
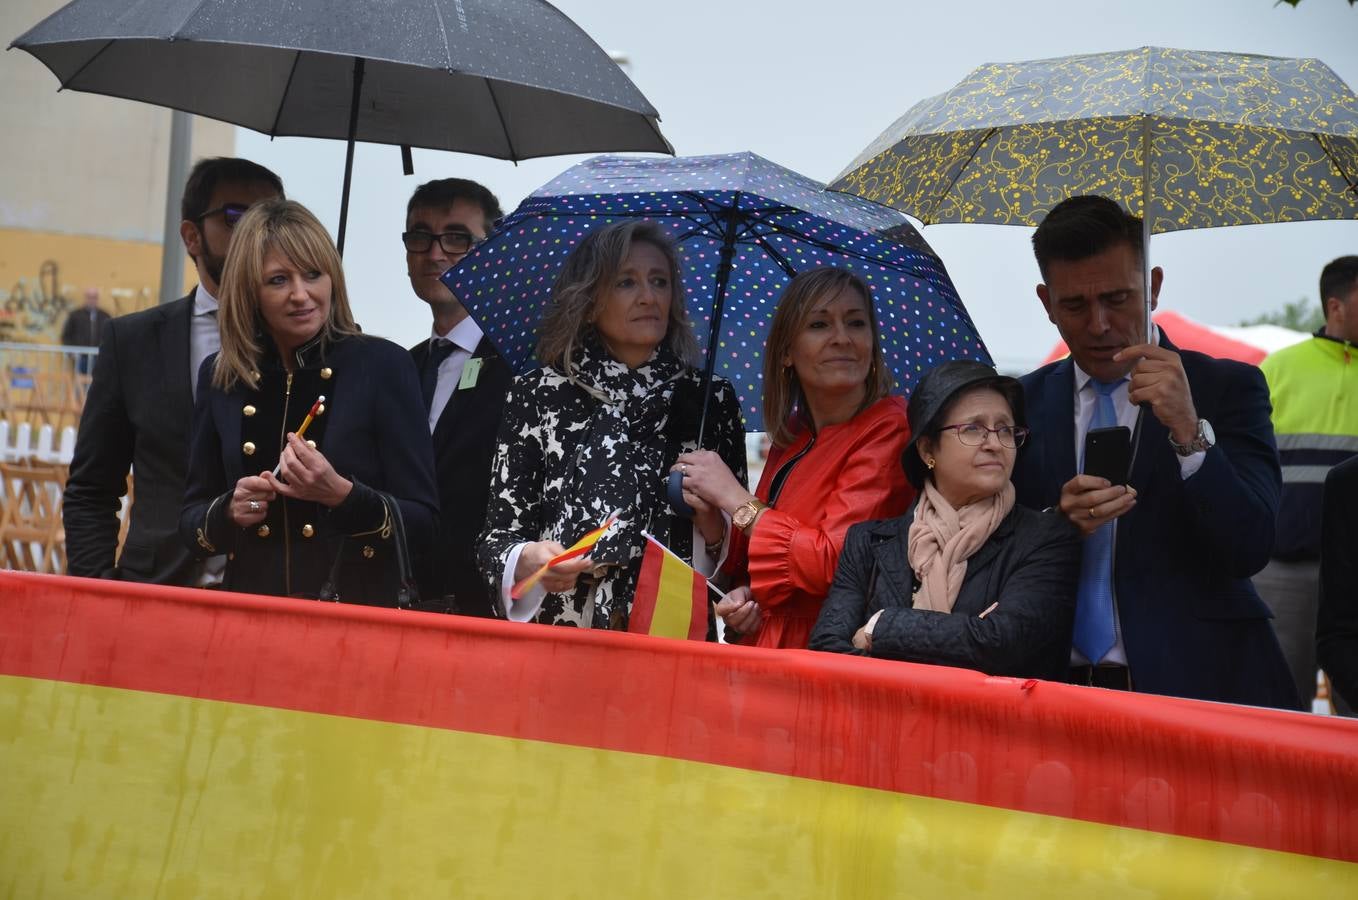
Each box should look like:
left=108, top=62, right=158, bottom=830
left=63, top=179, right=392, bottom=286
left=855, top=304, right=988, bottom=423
left=444, top=151, right=989, bottom=436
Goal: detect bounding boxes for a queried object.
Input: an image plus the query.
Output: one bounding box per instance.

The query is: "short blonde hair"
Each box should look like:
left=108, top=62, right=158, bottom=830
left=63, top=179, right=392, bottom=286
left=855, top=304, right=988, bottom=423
left=762, top=266, right=892, bottom=448
left=213, top=199, right=359, bottom=391
left=536, top=220, right=698, bottom=375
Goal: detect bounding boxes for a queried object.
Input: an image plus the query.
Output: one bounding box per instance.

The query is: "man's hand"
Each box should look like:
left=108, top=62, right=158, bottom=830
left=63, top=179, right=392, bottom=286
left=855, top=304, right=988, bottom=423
left=1059, top=474, right=1137, bottom=537
left=1115, top=343, right=1200, bottom=444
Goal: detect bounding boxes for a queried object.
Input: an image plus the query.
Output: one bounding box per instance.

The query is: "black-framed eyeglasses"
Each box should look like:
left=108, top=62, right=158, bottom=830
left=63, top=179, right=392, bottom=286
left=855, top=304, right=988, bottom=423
left=938, top=423, right=1031, bottom=449
left=197, top=203, right=251, bottom=228
left=402, top=230, right=476, bottom=254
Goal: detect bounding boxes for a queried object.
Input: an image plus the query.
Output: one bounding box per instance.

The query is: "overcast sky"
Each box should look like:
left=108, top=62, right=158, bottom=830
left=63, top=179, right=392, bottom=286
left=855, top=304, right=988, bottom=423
left=236, top=0, right=1358, bottom=371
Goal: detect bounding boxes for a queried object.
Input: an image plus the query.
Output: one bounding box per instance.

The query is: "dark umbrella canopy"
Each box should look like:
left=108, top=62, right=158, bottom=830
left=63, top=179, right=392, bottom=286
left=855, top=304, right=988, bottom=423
left=11, top=0, right=673, bottom=252
left=11, top=0, right=670, bottom=159
left=443, top=152, right=990, bottom=433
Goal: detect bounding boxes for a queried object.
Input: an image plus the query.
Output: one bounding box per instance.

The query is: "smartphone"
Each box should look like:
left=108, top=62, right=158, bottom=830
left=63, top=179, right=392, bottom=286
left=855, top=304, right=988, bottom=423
left=1084, top=426, right=1132, bottom=485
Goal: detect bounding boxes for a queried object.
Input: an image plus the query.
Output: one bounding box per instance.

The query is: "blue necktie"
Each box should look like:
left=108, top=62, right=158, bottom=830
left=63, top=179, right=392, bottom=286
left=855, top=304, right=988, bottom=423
left=421, top=339, right=456, bottom=412
left=1073, top=378, right=1124, bottom=664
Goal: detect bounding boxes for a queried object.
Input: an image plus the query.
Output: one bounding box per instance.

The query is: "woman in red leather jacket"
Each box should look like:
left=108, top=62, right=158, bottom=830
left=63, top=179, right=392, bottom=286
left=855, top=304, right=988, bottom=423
left=673, top=266, right=913, bottom=649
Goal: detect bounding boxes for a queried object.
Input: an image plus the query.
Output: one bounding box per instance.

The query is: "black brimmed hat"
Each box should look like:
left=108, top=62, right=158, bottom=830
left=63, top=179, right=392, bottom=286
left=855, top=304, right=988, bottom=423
left=901, top=360, right=1026, bottom=488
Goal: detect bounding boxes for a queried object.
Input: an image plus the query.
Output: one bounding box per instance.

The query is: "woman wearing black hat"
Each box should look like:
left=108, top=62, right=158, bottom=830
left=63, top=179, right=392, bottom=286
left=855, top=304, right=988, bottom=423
left=809, top=360, right=1080, bottom=679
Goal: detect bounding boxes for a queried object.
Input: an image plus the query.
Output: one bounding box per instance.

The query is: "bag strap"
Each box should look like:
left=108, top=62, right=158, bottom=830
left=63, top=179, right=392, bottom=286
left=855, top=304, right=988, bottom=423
left=316, top=491, right=420, bottom=609
left=380, top=491, right=420, bottom=609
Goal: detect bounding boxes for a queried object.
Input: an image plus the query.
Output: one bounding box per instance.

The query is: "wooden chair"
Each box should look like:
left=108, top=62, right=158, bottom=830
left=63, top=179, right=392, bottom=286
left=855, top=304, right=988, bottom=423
left=0, top=459, right=67, bottom=573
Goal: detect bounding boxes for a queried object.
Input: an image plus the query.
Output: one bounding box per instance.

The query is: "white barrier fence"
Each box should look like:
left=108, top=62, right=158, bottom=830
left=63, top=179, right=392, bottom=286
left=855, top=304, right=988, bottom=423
left=0, top=421, right=77, bottom=464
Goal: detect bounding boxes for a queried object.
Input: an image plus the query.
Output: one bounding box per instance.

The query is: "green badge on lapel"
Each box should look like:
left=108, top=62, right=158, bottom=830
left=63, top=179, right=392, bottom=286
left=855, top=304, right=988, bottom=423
left=458, top=357, right=483, bottom=390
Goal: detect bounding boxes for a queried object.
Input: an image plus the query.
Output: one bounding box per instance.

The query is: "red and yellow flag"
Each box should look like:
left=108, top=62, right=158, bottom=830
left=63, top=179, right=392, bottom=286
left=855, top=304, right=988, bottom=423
left=2, top=570, right=1356, bottom=896
left=628, top=532, right=710, bottom=640
left=510, top=513, right=616, bottom=599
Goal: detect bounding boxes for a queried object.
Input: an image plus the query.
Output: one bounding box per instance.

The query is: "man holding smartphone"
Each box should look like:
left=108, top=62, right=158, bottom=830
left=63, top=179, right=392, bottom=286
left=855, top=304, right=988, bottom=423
left=1011, top=195, right=1298, bottom=709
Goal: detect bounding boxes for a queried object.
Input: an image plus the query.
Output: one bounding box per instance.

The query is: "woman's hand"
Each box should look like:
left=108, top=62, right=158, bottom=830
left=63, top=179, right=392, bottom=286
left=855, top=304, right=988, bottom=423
left=265, top=433, right=353, bottom=507
left=229, top=475, right=276, bottom=527
left=516, top=541, right=594, bottom=594
left=715, top=585, right=761, bottom=635
left=672, top=449, right=752, bottom=516
left=851, top=625, right=871, bottom=651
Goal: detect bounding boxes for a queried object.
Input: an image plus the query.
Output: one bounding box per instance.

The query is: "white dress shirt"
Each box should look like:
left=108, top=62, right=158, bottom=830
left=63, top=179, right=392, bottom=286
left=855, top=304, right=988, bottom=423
left=1069, top=326, right=1205, bottom=665
left=190, top=284, right=221, bottom=398
left=426, top=316, right=483, bottom=432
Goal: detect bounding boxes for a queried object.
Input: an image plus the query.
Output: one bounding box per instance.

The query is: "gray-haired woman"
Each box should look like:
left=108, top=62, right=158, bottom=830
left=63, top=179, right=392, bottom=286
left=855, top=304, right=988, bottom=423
left=477, top=220, right=747, bottom=631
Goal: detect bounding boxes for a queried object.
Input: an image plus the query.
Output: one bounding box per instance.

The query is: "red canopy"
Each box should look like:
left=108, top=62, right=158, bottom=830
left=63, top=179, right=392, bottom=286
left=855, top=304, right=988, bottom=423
left=1043, top=310, right=1267, bottom=366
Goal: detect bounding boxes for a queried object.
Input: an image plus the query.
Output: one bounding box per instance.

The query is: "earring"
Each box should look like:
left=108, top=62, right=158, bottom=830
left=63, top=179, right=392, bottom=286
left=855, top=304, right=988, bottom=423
left=926, top=457, right=936, bottom=470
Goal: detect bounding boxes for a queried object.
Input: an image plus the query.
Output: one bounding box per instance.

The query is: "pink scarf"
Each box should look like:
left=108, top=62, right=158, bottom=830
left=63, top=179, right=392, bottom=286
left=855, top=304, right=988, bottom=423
left=906, top=479, right=1015, bottom=613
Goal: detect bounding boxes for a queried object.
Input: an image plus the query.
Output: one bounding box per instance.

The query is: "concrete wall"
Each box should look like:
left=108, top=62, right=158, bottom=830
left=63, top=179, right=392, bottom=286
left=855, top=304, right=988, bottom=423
left=1, top=0, right=235, bottom=343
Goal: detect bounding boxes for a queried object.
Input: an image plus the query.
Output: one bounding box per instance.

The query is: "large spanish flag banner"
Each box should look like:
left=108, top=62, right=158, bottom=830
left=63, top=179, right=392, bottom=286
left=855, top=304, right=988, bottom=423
left=2, top=571, right=1356, bottom=898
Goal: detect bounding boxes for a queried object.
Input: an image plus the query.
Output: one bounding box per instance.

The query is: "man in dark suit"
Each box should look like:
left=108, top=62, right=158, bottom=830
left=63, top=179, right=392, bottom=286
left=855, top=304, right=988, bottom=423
left=403, top=178, right=512, bottom=616
left=61, top=288, right=112, bottom=373
left=1318, top=456, right=1358, bottom=715
left=1011, top=195, right=1298, bottom=709
left=64, top=158, right=284, bottom=584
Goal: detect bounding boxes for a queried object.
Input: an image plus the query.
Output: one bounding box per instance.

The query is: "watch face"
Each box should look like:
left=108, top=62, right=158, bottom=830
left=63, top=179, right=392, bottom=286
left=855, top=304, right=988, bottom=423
left=1200, top=419, right=1215, bottom=446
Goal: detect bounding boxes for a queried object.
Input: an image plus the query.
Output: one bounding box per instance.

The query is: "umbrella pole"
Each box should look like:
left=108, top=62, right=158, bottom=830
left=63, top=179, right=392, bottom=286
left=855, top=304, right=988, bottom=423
left=695, top=208, right=741, bottom=447
left=336, top=57, right=365, bottom=257
left=668, top=205, right=741, bottom=518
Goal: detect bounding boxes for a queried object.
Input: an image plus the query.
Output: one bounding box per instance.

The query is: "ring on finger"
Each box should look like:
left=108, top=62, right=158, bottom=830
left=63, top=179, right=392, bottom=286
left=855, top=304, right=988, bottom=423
left=680, top=464, right=688, bottom=476
left=249, top=499, right=261, bottom=513
left=1087, top=505, right=1097, bottom=519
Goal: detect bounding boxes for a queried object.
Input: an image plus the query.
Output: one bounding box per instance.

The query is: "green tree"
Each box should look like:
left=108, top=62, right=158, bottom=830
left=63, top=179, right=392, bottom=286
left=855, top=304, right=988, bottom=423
left=1238, top=296, right=1325, bottom=333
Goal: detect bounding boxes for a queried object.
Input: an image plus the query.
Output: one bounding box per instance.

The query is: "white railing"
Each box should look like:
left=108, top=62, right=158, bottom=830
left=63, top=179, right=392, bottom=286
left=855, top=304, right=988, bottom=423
left=0, top=421, right=77, bottom=464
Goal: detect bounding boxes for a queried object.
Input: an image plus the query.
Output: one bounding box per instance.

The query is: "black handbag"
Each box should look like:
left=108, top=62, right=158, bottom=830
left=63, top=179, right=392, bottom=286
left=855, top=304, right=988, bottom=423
left=318, top=491, right=422, bottom=609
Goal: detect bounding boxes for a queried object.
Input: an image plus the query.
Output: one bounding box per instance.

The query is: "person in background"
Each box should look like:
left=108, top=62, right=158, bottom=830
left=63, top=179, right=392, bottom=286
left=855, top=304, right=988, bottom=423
left=64, top=157, right=283, bottom=584
left=478, top=219, right=746, bottom=631
left=1011, top=195, right=1296, bottom=708
left=1256, top=255, right=1358, bottom=709
left=180, top=200, right=436, bottom=603
left=61, top=287, right=111, bottom=373
left=404, top=177, right=513, bottom=616
left=673, top=266, right=913, bottom=649
left=809, top=360, right=1080, bottom=678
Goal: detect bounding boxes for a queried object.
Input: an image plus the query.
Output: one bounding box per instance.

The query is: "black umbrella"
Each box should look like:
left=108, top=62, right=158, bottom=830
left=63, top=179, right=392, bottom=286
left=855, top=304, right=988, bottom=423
left=10, top=0, right=672, bottom=252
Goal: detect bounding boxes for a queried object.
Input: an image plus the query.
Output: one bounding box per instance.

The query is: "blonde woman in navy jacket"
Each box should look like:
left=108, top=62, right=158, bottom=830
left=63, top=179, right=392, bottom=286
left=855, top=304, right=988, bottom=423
left=181, top=200, right=437, bottom=603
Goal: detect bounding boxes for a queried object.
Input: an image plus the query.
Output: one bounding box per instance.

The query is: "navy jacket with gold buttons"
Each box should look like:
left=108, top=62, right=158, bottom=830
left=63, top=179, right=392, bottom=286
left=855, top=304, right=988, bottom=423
left=180, top=332, right=438, bottom=603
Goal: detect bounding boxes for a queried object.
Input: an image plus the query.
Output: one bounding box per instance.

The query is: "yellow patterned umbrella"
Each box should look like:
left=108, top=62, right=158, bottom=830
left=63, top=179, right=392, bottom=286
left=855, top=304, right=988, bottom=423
left=832, top=47, right=1358, bottom=234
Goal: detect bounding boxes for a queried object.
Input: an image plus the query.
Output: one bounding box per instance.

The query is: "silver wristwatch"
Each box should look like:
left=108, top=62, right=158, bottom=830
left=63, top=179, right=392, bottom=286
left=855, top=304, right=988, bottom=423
left=1169, top=418, right=1215, bottom=456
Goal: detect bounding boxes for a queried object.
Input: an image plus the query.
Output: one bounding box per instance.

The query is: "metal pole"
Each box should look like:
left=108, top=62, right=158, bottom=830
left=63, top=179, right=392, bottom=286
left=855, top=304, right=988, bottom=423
left=1140, top=115, right=1153, bottom=341
left=158, top=110, right=192, bottom=305
left=336, top=57, right=365, bottom=257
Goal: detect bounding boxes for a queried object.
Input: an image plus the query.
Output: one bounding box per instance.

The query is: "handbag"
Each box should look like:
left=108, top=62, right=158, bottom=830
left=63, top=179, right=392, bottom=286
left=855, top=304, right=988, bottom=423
left=317, top=490, right=423, bottom=609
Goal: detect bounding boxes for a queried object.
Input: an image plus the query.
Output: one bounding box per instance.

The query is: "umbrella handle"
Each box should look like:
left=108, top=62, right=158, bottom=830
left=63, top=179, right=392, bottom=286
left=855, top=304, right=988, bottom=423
left=667, top=469, right=695, bottom=518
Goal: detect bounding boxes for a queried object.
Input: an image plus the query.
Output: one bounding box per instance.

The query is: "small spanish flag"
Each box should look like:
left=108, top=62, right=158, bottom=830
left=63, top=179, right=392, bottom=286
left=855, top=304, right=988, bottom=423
left=629, top=532, right=712, bottom=641
left=511, top=514, right=617, bottom=600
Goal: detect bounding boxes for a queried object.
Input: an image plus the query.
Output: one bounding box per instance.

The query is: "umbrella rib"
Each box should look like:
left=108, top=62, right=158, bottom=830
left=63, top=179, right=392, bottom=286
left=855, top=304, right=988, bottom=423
left=752, top=235, right=798, bottom=278
left=268, top=50, right=303, bottom=137
left=57, top=39, right=116, bottom=90
left=1314, top=132, right=1358, bottom=198
left=931, top=127, right=997, bottom=225
left=483, top=78, right=519, bottom=162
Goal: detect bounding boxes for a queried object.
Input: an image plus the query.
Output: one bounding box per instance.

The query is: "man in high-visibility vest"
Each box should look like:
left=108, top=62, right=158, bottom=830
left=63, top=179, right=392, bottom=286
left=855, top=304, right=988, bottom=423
left=1258, top=255, right=1358, bottom=713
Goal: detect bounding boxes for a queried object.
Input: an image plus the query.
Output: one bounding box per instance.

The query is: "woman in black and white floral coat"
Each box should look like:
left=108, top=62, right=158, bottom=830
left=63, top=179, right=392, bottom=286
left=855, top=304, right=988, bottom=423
left=477, top=220, right=747, bottom=632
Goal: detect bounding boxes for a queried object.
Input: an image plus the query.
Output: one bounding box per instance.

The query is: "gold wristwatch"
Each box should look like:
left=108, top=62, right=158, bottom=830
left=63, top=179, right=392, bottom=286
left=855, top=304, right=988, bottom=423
left=732, top=498, right=767, bottom=534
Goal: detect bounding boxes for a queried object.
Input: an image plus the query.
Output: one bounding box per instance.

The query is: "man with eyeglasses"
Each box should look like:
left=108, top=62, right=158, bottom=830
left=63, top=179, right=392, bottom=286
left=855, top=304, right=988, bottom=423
left=1010, top=195, right=1297, bottom=710
left=403, top=177, right=512, bottom=617
left=65, top=157, right=283, bottom=586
